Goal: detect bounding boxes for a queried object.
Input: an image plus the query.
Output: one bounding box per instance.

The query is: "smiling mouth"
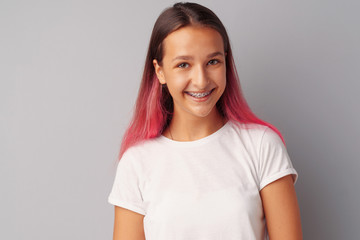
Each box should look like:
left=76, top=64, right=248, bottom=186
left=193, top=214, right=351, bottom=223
left=185, top=88, right=215, bottom=98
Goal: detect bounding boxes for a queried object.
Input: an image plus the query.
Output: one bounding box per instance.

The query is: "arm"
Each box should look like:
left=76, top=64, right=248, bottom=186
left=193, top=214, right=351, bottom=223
left=260, top=175, right=303, bottom=240
left=113, top=206, right=146, bottom=240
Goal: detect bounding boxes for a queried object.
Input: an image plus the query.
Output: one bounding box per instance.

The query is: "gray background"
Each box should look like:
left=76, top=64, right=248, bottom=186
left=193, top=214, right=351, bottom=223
left=1, top=0, right=359, bottom=239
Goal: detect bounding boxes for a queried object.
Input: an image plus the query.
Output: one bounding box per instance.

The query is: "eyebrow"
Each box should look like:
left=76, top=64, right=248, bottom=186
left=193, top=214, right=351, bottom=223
left=171, top=51, right=224, bottom=62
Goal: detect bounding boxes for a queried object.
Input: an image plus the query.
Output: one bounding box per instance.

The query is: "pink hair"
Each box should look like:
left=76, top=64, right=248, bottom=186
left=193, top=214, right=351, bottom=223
left=117, top=3, right=286, bottom=161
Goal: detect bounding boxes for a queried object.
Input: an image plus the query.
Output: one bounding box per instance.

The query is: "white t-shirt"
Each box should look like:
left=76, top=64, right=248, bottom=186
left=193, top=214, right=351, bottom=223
left=108, top=120, right=298, bottom=239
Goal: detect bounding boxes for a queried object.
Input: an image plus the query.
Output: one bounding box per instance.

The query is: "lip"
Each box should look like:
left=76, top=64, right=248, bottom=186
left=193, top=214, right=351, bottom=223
left=185, top=88, right=215, bottom=102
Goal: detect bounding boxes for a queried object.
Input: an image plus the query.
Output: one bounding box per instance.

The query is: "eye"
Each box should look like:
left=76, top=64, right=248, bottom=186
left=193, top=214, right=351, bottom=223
left=208, top=59, right=220, bottom=65
left=178, top=62, right=189, bottom=68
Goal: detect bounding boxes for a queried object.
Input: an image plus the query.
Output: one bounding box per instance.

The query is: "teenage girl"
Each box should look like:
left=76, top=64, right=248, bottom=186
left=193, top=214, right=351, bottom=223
left=108, top=2, right=303, bottom=240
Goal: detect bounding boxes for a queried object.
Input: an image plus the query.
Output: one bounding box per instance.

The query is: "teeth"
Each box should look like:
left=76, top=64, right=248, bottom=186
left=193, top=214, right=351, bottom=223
left=187, top=90, right=212, bottom=98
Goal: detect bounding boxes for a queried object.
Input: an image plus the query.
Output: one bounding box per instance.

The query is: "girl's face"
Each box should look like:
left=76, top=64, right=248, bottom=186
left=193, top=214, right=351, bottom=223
left=153, top=25, right=226, bottom=120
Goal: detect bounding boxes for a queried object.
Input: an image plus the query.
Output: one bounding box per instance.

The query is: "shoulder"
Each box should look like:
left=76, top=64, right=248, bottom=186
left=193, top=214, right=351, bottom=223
left=228, top=120, right=268, bottom=133
left=226, top=121, right=287, bottom=157
left=230, top=121, right=283, bottom=142
left=227, top=121, right=270, bottom=143
left=121, top=137, right=163, bottom=165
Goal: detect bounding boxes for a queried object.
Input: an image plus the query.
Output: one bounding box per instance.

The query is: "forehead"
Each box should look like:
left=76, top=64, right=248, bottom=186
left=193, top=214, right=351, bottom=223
left=162, top=26, right=224, bottom=59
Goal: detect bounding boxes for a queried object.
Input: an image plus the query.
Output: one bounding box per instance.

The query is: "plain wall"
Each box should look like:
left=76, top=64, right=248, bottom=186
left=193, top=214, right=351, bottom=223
left=1, top=0, right=359, bottom=239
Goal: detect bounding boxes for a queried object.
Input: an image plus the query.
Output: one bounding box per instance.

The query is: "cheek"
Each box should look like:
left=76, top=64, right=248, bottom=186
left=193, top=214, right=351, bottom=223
left=166, top=72, right=189, bottom=93
left=213, top=69, right=227, bottom=88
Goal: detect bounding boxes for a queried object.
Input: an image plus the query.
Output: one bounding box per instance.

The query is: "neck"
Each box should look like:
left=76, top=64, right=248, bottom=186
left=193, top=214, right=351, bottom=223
left=166, top=108, right=226, bottom=141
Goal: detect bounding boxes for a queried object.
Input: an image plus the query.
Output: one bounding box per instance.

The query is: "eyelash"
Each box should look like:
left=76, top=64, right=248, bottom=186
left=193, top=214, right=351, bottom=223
left=177, top=59, right=221, bottom=68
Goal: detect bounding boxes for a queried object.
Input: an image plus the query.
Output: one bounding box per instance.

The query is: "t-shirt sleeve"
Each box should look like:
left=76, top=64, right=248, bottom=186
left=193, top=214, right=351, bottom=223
left=108, top=149, right=146, bottom=215
left=258, top=127, right=298, bottom=191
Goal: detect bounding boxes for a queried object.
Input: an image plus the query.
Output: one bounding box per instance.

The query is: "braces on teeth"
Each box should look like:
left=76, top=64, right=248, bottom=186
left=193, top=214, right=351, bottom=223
left=188, top=90, right=212, bottom=98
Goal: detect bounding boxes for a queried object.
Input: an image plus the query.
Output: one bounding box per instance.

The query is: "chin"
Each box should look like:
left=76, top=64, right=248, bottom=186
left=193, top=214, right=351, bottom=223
left=187, top=107, right=216, bottom=118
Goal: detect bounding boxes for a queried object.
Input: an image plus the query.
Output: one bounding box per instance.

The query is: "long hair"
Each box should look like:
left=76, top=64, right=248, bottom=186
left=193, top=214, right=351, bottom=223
left=117, top=2, right=286, bottom=160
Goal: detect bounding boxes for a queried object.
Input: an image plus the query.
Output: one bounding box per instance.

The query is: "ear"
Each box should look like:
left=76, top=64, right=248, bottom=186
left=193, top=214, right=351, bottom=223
left=153, top=59, right=166, bottom=85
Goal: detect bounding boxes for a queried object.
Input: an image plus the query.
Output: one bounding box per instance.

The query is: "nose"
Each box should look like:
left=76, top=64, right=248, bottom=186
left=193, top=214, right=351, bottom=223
left=191, top=64, right=209, bottom=89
